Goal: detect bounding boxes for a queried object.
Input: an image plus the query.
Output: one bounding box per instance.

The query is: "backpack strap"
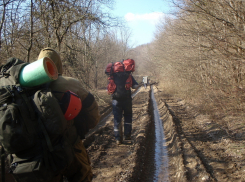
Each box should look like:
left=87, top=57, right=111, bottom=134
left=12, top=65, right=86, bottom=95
left=82, top=92, right=95, bottom=108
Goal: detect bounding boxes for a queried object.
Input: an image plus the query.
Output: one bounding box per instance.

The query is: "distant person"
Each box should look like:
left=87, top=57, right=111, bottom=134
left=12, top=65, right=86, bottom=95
left=143, top=76, right=148, bottom=89
left=38, top=48, right=101, bottom=182
left=105, top=59, right=140, bottom=145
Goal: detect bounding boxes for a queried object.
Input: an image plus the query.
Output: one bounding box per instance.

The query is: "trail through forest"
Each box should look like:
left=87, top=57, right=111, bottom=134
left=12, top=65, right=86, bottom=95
left=86, top=85, right=245, bottom=182
left=1, top=85, right=245, bottom=182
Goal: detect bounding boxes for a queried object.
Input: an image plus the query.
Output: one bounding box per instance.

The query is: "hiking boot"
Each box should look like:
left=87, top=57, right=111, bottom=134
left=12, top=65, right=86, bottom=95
left=116, top=140, right=121, bottom=145
left=124, top=136, right=131, bottom=140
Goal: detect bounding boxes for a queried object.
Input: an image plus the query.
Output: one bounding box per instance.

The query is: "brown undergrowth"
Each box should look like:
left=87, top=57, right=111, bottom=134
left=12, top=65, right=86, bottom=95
left=157, top=82, right=245, bottom=181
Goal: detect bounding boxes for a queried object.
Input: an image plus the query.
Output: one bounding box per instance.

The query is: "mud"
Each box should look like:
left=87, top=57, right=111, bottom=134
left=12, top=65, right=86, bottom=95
left=155, top=87, right=245, bottom=182
left=1, top=85, right=245, bottom=182
left=87, top=85, right=245, bottom=182
left=84, top=87, right=153, bottom=182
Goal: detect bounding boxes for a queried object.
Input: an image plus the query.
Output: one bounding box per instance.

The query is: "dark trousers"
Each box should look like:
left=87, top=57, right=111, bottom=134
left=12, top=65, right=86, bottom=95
left=112, top=98, right=132, bottom=141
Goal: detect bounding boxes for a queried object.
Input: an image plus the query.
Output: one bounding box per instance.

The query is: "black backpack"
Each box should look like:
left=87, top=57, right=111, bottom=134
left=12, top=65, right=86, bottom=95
left=0, top=58, right=75, bottom=182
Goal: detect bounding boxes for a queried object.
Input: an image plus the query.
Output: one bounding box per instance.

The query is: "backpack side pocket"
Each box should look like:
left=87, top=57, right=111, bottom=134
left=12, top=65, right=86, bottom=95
left=107, top=77, right=116, bottom=94
left=0, top=103, right=35, bottom=154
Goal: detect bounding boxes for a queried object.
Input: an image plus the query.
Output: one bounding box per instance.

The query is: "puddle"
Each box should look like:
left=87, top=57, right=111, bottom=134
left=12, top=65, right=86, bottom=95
left=86, top=85, right=170, bottom=182
left=151, top=85, right=170, bottom=182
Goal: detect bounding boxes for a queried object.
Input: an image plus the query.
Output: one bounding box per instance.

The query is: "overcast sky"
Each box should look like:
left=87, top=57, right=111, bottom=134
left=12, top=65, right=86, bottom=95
left=112, top=0, right=171, bottom=47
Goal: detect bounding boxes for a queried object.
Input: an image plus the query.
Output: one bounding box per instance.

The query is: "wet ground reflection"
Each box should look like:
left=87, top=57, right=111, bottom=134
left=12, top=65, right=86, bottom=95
left=151, top=85, right=169, bottom=182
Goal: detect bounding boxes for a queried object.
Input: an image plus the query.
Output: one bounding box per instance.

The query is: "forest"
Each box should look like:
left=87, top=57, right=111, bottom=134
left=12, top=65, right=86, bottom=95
left=0, top=0, right=245, bottom=123
left=151, top=0, right=245, bottom=125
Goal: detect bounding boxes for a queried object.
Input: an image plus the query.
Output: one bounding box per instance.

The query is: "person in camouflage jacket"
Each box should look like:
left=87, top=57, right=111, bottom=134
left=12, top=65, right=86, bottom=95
left=38, top=48, right=100, bottom=182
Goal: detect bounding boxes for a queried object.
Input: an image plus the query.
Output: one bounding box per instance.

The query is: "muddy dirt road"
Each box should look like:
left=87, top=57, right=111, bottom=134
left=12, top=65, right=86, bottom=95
left=1, top=85, right=245, bottom=181
left=85, top=85, right=245, bottom=182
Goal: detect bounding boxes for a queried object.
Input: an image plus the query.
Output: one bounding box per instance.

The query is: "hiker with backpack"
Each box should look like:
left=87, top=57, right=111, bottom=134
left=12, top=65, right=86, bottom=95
left=0, top=48, right=100, bottom=182
left=0, top=57, right=75, bottom=182
left=105, top=59, right=140, bottom=145
left=37, top=48, right=101, bottom=182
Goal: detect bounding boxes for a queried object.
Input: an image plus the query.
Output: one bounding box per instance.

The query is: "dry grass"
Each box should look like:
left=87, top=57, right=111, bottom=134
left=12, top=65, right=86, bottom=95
left=158, top=79, right=245, bottom=141
left=92, top=89, right=111, bottom=113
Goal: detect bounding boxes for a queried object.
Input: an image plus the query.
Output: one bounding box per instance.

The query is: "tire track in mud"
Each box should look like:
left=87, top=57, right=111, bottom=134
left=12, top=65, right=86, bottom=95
left=154, top=89, right=217, bottom=182
left=84, top=85, right=220, bottom=182
left=83, top=87, right=153, bottom=182
left=154, top=88, right=245, bottom=182
left=167, top=105, right=217, bottom=181
left=1, top=86, right=238, bottom=182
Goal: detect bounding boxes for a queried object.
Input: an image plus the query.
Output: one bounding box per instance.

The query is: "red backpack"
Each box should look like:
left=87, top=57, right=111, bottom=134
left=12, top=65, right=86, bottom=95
left=105, top=63, right=113, bottom=76
left=113, top=62, right=124, bottom=73
left=105, top=59, right=135, bottom=94
left=123, top=59, right=135, bottom=72
left=107, top=77, right=117, bottom=94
